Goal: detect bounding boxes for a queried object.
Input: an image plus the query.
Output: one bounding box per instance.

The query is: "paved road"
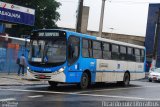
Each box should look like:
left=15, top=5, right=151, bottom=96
left=0, top=80, right=160, bottom=107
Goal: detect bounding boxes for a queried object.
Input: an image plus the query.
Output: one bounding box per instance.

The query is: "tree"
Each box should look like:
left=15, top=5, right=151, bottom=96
left=1, top=0, right=61, bottom=37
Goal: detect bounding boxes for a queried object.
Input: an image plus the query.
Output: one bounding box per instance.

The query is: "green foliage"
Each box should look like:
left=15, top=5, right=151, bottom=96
left=1, top=0, right=61, bottom=36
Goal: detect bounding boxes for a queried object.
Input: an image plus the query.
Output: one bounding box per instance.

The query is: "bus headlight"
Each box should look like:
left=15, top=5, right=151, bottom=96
left=53, top=67, right=65, bottom=75
left=27, top=67, right=30, bottom=70
left=58, top=67, right=65, bottom=73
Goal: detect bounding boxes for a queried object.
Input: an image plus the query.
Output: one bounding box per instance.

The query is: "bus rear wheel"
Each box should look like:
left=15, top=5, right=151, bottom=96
left=78, top=72, right=89, bottom=89
left=48, top=81, right=58, bottom=87
left=122, top=73, right=130, bottom=86
left=117, top=73, right=130, bottom=86
left=148, top=78, right=152, bottom=82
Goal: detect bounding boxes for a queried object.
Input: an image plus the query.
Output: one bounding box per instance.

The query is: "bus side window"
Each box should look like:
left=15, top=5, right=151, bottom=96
left=82, top=39, right=89, bottom=58
left=140, top=49, right=145, bottom=62
left=127, top=47, right=133, bottom=61
left=135, top=48, right=141, bottom=62
left=82, top=39, right=93, bottom=58
left=119, top=46, right=127, bottom=60
left=111, top=44, right=119, bottom=60
left=93, top=41, right=102, bottom=59
left=103, top=42, right=111, bottom=59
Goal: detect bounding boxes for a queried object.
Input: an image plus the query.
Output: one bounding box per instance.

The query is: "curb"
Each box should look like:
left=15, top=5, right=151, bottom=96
left=21, top=78, right=40, bottom=81
left=0, top=84, right=48, bottom=86
left=0, top=76, right=47, bottom=86
left=0, top=76, right=40, bottom=81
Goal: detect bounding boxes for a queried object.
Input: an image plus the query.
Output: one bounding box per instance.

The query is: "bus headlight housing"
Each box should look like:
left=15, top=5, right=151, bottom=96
left=27, top=67, right=30, bottom=70
left=58, top=67, right=65, bottom=72
left=53, top=67, right=65, bottom=75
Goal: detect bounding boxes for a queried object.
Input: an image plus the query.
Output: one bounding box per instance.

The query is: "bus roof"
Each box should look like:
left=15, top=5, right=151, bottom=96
left=33, top=29, right=145, bottom=49
left=96, top=37, right=145, bottom=49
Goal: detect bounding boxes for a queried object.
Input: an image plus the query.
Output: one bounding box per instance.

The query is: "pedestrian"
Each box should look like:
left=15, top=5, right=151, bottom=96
left=17, top=54, right=26, bottom=76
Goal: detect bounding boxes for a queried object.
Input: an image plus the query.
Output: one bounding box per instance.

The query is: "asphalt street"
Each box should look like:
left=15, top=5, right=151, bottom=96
left=0, top=79, right=160, bottom=107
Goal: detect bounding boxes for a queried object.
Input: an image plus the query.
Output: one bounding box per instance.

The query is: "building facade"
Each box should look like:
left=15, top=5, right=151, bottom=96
left=145, top=4, right=160, bottom=67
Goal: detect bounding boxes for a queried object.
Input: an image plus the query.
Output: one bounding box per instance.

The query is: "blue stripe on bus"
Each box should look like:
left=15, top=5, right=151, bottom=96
left=28, top=63, right=67, bottom=73
left=96, top=70, right=144, bottom=73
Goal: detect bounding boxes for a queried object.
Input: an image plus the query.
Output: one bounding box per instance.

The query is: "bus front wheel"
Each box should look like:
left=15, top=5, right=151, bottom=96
left=48, top=81, right=58, bottom=87
left=78, top=72, right=89, bottom=89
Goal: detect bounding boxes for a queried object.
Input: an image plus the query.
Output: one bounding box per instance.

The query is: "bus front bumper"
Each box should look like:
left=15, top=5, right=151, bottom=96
left=27, top=69, right=66, bottom=82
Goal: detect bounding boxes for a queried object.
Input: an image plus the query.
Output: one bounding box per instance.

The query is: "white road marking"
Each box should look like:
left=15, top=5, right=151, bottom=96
left=0, top=88, right=73, bottom=94
left=0, top=98, right=16, bottom=102
left=75, top=93, right=145, bottom=100
left=75, top=85, right=160, bottom=94
left=0, top=88, right=158, bottom=100
left=28, top=95, right=43, bottom=98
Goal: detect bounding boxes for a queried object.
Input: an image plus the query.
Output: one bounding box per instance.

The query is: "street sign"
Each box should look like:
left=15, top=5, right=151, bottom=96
left=0, top=1, right=35, bottom=26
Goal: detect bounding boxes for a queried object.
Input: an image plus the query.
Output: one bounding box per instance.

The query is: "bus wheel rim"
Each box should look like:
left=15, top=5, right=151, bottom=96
left=82, top=75, right=88, bottom=87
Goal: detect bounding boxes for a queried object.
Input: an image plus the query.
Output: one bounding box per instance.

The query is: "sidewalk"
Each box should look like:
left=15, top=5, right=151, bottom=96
left=0, top=73, right=48, bottom=86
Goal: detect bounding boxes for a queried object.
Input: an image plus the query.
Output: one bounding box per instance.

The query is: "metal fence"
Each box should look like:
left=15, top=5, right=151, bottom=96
left=0, top=43, right=27, bottom=74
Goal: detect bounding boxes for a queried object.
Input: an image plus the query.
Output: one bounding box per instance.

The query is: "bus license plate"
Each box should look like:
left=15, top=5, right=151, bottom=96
left=38, top=75, right=46, bottom=79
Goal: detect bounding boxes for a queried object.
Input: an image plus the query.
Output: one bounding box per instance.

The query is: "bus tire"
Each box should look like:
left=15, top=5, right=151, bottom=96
left=78, top=72, right=89, bottom=89
left=122, top=72, right=130, bottom=86
left=48, top=81, right=58, bottom=87
left=148, top=78, right=152, bottom=82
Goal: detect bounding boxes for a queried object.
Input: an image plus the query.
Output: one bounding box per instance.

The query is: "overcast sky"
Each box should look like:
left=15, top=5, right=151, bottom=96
left=57, top=0, right=160, bottom=37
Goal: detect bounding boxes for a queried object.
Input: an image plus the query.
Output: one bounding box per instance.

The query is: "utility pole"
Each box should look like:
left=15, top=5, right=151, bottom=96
left=99, top=0, right=106, bottom=37
left=151, top=8, right=160, bottom=70
left=76, top=0, right=84, bottom=33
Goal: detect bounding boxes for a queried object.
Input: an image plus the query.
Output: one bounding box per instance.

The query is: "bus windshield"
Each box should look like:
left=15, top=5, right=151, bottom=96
left=28, top=38, right=66, bottom=65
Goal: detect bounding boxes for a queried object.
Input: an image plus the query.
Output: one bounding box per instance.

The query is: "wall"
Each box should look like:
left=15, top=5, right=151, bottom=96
left=0, top=37, right=27, bottom=73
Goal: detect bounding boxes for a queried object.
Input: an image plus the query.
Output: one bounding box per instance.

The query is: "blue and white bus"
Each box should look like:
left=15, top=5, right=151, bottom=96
left=27, top=29, right=146, bottom=89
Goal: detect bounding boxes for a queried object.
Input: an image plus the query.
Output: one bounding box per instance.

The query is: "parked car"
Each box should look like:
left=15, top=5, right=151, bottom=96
left=148, top=68, right=160, bottom=82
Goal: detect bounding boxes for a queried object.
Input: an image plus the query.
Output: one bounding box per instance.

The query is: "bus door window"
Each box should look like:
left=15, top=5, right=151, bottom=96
left=68, top=36, right=80, bottom=65
left=68, top=44, right=75, bottom=59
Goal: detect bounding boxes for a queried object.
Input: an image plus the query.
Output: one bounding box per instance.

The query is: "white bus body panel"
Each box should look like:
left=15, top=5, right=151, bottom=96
left=95, top=59, right=145, bottom=82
